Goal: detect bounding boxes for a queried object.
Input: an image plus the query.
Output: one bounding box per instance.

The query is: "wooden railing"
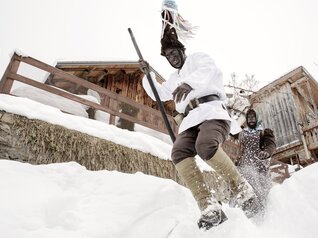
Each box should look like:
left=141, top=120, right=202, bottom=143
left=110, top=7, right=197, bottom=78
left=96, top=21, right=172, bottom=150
left=303, top=121, right=318, bottom=150
left=0, top=53, right=178, bottom=136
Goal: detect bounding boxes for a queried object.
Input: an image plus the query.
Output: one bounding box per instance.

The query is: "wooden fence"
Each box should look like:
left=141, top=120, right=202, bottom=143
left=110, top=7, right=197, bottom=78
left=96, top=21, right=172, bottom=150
left=0, top=53, right=177, bottom=136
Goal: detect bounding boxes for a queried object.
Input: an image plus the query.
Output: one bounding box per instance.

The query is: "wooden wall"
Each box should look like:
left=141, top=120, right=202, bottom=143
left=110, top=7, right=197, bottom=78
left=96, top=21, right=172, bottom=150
left=249, top=67, right=318, bottom=166
left=252, top=83, right=300, bottom=147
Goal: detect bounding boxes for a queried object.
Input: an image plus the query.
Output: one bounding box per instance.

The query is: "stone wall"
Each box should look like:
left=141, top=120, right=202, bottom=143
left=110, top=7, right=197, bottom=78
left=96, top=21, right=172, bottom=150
left=0, top=111, right=179, bottom=180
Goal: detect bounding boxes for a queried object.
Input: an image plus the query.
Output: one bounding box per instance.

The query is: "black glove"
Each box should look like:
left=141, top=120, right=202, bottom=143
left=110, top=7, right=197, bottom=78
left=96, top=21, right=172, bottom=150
left=172, top=83, right=192, bottom=103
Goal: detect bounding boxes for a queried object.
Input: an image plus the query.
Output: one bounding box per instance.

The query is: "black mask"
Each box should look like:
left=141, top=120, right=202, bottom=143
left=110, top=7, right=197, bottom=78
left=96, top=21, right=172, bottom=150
left=246, top=112, right=257, bottom=129
left=164, top=49, right=186, bottom=69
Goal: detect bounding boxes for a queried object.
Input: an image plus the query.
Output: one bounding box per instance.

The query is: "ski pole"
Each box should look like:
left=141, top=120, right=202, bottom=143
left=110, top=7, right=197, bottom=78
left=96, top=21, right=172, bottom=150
left=128, top=28, right=176, bottom=142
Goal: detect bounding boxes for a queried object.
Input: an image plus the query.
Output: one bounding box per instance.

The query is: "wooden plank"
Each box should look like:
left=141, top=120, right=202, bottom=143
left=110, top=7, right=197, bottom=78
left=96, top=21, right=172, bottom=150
left=104, top=75, right=112, bottom=106
left=136, top=78, right=144, bottom=103
left=290, top=76, right=307, bottom=88
left=132, top=74, right=138, bottom=101
left=109, top=115, right=116, bottom=125
left=306, top=80, right=318, bottom=116
left=127, top=74, right=133, bottom=99
left=0, top=55, right=20, bottom=93
left=308, top=141, right=318, bottom=150
left=294, top=84, right=314, bottom=110
left=1, top=78, right=14, bottom=94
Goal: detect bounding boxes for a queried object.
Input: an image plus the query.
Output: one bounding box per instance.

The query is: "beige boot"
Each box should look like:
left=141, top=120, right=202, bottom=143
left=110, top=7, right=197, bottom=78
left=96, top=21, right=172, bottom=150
left=206, top=147, right=261, bottom=217
left=175, top=157, right=227, bottom=229
left=206, top=147, right=242, bottom=190
left=175, top=157, right=219, bottom=211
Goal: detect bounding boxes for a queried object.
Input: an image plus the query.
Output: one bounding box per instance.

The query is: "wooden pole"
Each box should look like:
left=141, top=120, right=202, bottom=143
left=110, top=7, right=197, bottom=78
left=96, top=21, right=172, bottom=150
left=128, top=28, right=176, bottom=142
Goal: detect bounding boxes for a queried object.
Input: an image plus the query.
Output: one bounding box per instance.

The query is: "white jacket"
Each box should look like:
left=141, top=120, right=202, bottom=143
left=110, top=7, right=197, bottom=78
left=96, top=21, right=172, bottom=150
left=143, top=52, right=241, bottom=135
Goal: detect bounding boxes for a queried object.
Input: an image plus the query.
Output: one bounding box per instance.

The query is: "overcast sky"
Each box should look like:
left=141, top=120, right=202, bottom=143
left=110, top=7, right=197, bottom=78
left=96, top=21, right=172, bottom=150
left=1, top=0, right=318, bottom=88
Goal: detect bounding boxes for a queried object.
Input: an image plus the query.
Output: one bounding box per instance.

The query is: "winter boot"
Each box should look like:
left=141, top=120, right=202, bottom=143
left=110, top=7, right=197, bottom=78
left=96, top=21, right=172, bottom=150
left=175, top=157, right=228, bottom=229
left=198, top=207, right=228, bottom=230
left=206, top=147, right=261, bottom=217
left=233, top=179, right=263, bottom=218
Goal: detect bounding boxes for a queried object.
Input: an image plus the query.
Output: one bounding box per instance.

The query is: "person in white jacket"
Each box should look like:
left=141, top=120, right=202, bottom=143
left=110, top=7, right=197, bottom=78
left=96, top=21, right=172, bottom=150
left=141, top=27, right=260, bottom=230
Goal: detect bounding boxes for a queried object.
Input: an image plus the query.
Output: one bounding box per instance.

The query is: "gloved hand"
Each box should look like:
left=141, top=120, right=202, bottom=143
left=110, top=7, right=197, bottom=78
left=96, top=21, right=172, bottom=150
left=258, top=151, right=270, bottom=159
left=138, top=60, right=149, bottom=73
left=172, top=83, right=192, bottom=103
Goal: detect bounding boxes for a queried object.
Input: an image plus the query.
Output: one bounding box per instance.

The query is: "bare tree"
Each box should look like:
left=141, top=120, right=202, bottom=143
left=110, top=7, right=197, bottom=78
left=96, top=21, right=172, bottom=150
left=225, top=73, right=259, bottom=124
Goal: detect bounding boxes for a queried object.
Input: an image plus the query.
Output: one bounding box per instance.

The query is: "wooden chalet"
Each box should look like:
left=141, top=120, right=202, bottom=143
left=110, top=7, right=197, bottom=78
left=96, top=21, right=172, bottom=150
left=249, top=66, right=318, bottom=167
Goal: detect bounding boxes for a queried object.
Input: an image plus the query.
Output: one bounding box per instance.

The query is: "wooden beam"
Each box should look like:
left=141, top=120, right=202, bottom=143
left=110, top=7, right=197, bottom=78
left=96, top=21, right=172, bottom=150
left=0, top=54, right=21, bottom=93
left=306, top=80, right=318, bottom=116
left=293, top=84, right=315, bottom=113
left=96, top=72, right=107, bottom=82
left=290, top=76, right=307, bottom=88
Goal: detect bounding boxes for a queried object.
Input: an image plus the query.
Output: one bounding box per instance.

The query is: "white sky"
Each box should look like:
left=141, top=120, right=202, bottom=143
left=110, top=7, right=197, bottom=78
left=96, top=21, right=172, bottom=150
left=1, top=0, right=318, bottom=88
left=0, top=93, right=318, bottom=237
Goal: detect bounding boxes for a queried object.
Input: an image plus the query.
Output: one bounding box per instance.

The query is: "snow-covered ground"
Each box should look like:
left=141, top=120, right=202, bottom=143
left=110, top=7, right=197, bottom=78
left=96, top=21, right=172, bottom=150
left=0, top=94, right=318, bottom=238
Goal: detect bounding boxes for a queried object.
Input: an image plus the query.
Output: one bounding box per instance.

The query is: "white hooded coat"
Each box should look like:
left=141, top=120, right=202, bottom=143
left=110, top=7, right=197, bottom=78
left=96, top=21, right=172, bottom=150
left=143, top=52, right=241, bottom=135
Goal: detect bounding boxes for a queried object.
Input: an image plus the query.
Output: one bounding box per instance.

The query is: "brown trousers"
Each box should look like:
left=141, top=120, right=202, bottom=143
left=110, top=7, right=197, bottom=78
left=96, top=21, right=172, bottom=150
left=171, top=119, right=230, bottom=164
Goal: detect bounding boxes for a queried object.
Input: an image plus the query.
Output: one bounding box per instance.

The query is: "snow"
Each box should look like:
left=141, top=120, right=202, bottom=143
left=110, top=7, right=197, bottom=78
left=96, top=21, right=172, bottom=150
left=0, top=94, right=318, bottom=238
left=11, top=86, right=99, bottom=118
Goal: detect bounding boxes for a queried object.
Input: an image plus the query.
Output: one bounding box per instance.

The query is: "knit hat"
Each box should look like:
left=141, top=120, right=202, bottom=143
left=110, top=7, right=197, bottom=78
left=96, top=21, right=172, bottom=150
left=160, top=27, right=185, bottom=56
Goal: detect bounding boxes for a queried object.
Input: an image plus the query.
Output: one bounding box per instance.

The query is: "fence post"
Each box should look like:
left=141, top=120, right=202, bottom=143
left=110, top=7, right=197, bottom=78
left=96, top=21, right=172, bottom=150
left=0, top=53, right=21, bottom=94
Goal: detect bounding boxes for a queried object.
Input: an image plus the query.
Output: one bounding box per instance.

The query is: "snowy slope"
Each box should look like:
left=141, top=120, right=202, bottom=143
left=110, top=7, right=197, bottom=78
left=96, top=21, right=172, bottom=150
left=0, top=94, right=318, bottom=238
left=0, top=160, right=317, bottom=238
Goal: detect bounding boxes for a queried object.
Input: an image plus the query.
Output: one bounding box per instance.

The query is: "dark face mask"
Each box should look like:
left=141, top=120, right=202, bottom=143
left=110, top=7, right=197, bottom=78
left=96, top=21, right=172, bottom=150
left=246, top=113, right=257, bottom=129
left=164, top=49, right=186, bottom=69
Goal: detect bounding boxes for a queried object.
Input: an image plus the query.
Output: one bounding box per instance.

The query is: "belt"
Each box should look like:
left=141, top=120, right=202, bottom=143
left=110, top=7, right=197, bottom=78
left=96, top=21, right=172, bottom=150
left=184, top=94, right=220, bottom=116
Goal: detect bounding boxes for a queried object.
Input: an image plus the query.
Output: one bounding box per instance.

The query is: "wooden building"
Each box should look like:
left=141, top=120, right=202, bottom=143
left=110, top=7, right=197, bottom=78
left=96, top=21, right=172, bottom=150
left=249, top=66, right=318, bottom=167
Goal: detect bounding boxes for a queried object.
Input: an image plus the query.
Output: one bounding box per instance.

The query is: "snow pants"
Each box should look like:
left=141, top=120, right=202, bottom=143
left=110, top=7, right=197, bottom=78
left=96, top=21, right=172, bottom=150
left=171, top=119, right=230, bottom=164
